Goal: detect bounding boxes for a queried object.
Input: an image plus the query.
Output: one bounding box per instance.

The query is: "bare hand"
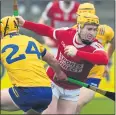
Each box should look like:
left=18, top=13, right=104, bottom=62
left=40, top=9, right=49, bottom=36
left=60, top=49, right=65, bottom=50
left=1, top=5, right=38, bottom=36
left=15, top=16, right=25, bottom=26
left=64, top=45, right=78, bottom=57
left=54, top=71, right=67, bottom=81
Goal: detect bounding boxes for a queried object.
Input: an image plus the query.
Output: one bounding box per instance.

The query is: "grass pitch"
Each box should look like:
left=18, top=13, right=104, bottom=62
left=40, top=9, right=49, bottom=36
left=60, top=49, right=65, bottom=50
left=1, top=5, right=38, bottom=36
left=1, top=98, right=115, bottom=114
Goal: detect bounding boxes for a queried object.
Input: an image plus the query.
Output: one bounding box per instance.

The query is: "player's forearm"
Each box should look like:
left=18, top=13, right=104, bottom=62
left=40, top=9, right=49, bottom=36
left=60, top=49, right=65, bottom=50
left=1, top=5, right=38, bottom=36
left=75, top=50, right=108, bottom=65
left=107, top=43, right=114, bottom=58
left=43, top=52, right=61, bottom=74
left=47, top=57, right=62, bottom=74
left=23, top=21, right=54, bottom=38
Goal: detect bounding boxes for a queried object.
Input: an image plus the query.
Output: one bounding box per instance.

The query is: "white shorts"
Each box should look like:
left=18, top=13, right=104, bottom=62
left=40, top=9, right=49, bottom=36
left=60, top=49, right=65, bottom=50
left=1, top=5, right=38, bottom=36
left=51, top=82, right=80, bottom=102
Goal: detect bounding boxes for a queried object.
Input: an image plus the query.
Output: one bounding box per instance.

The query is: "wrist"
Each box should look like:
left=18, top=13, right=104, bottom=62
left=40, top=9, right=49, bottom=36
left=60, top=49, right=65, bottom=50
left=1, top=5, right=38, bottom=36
left=75, top=50, right=80, bottom=57
left=72, top=50, right=82, bottom=61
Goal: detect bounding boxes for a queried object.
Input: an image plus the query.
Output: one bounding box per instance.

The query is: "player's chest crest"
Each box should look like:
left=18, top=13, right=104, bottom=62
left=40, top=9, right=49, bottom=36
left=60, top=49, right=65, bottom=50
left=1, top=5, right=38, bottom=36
left=61, top=41, right=66, bottom=48
left=58, top=52, right=84, bottom=73
left=54, top=13, right=62, bottom=18
left=61, top=41, right=74, bottom=49
left=63, top=13, right=69, bottom=20
left=60, top=41, right=81, bottom=62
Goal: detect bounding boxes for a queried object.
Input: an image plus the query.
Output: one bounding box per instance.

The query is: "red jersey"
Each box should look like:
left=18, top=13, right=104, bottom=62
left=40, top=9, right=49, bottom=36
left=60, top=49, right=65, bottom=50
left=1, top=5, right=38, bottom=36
left=42, top=1, right=80, bottom=28
left=46, top=28, right=104, bottom=89
left=23, top=21, right=108, bottom=90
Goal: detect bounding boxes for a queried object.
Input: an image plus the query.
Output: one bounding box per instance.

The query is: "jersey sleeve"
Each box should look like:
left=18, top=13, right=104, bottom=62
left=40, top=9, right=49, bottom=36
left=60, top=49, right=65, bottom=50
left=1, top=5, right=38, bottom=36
left=91, top=42, right=105, bottom=52
left=75, top=41, right=108, bottom=65
left=41, top=2, right=53, bottom=21
left=23, top=21, right=55, bottom=39
left=53, top=27, right=69, bottom=41
left=23, top=21, right=70, bottom=42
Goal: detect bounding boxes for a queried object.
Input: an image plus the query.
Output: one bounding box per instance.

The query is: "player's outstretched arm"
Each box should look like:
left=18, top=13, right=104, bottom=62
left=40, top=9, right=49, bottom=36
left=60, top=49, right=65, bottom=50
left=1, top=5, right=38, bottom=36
left=76, top=50, right=108, bottom=65
left=42, top=51, right=67, bottom=81
left=64, top=45, right=108, bottom=65
left=16, top=16, right=54, bottom=39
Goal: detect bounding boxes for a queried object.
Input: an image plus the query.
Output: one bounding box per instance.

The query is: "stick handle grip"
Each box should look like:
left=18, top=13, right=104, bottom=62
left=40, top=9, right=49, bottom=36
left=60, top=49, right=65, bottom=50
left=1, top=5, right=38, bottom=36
left=13, top=0, right=19, bottom=16
left=14, top=10, right=19, bottom=16
left=68, top=77, right=106, bottom=95
left=67, top=77, right=88, bottom=87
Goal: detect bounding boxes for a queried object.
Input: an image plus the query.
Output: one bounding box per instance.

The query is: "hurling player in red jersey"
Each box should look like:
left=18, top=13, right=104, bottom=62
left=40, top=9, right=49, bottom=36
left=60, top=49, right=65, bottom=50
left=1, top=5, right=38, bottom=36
left=38, top=0, right=80, bottom=56
left=16, top=13, right=108, bottom=114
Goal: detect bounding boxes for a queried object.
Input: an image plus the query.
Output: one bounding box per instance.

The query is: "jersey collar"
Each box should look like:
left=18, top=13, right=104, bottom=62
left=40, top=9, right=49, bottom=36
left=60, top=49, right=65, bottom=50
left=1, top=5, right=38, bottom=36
left=73, top=33, right=86, bottom=48
left=59, top=1, right=75, bottom=13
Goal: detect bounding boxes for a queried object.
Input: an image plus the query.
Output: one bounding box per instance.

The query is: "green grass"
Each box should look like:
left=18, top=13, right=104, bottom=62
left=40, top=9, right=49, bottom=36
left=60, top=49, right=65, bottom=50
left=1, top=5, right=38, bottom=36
left=1, top=98, right=115, bottom=114
left=81, top=98, right=115, bottom=114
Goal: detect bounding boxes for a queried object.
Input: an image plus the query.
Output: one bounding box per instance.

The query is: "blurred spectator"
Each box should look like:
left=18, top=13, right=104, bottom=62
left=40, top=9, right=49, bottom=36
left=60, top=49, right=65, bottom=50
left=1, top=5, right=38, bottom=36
left=39, top=0, right=80, bottom=28
left=38, top=0, right=80, bottom=55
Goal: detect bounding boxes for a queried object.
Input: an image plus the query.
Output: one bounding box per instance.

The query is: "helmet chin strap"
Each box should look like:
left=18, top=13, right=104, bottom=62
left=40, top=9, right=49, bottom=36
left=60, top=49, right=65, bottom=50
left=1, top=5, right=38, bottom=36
left=81, top=39, right=92, bottom=45
left=4, top=18, right=9, bottom=36
left=77, top=24, right=92, bottom=45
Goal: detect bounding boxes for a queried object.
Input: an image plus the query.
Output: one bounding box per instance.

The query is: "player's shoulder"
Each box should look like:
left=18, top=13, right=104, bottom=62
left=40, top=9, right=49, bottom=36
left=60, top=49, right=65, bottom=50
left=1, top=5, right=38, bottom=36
left=50, top=1, right=58, bottom=8
left=17, top=34, right=34, bottom=41
left=54, top=27, right=76, bottom=36
left=44, top=1, right=54, bottom=12
left=65, top=27, right=76, bottom=34
left=90, top=39, right=104, bottom=50
left=17, top=34, right=39, bottom=44
left=1, top=35, right=11, bottom=44
left=53, top=27, right=76, bottom=40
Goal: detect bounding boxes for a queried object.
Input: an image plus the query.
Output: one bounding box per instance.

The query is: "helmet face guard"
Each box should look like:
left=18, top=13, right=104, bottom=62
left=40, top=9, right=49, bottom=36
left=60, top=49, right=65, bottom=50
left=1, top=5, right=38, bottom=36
left=77, top=13, right=99, bottom=28
left=0, top=16, right=19, bottom=37
left=77, top=13, right=99, bottom=45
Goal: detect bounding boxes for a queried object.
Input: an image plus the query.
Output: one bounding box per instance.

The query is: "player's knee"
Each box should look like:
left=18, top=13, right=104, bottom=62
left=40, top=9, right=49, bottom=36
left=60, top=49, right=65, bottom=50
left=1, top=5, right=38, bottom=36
left=77, top=102, right=83, bottom=110
left=76, top=101, right=86, bottom=114
left=77, top=98, right=92, bottom=107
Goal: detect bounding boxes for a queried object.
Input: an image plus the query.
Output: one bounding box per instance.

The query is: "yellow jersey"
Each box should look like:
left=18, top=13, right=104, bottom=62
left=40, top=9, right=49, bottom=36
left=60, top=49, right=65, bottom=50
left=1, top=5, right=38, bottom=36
left=96, top=25, right=114, bottom=46
left=1, top=33, right=51, bottom=87
left=72, top=24, right=114, bottom=45
left=88, top=25, right=114, bottom=78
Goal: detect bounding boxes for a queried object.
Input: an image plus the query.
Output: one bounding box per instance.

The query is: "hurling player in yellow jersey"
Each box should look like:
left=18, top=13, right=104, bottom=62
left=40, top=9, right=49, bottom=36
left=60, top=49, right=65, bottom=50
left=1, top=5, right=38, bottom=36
left=0, top=16, right=67, bottom=114
left=72, top=3, right=114, bottom=114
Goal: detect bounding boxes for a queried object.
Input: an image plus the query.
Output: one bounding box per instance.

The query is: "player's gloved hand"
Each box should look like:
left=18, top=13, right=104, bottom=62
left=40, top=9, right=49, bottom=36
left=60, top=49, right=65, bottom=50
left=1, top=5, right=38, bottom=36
left=15, top=16, right=25, bottom=26
left=64, top=45, right=78, bottom=57
left=54, top=71, right=67, bottom=81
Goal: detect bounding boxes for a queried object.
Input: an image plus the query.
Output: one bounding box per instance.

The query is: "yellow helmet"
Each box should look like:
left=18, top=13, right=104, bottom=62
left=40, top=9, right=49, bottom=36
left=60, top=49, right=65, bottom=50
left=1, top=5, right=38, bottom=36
left=0, top=16, right=19, bottom=36
left=77, top=13, right=99, bottom=28
left=97, top=25, right=114, bottom=41
left=77, top=3, right=95, bottom=15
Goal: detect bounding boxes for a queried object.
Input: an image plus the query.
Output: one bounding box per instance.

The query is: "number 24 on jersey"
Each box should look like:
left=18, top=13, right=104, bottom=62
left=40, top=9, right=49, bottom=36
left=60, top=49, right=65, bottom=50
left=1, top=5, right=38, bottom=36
left=2, top=41, right=42, bottom=64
